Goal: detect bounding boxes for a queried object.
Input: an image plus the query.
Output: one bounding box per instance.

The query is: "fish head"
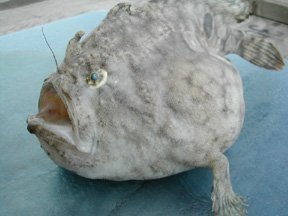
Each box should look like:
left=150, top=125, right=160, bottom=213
left=27, top=31, right=109, bottom=170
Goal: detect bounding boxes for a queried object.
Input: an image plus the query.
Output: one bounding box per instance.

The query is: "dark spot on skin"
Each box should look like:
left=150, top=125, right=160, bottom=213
left=70, top=74, right=78, bottom=84
left=100, top=62, right=106, bottom=68
left=272, top=22, right=281, bottom=27
left=85, top=61, right=93, bottom=73
left=131, top=167, right=144, bottom=177
left=204, top=13, right=213, bottom=39
left=59, top=151, right=65, bottom=157
left=149, top=162, right=160, bottom=174
left=261, top=29, right=269, bottom=34
left=184, top=76, right=193, bottom=85
left=249, top=24, right=258, bottom=30
left=222, top=105, right=228, bottom=114
left=92, top=42, right=98, bottom=48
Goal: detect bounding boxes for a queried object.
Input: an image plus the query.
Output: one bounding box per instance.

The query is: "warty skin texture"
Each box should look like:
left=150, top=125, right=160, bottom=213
left=27, top=0, right=285, bottom=215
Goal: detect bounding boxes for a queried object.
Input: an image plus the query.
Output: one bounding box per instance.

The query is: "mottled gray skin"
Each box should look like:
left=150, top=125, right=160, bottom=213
left=27, top=0, right=285, bottom=215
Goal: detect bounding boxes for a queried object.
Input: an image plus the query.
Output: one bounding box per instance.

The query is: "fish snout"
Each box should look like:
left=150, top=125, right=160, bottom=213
left=26, top=115, right=38, bottom=134
left=27, top=123, right=36, bottom=134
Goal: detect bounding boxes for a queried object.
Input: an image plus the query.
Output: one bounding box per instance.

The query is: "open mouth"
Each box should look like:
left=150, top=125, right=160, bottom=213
left=27, top=83, right=75, bottom=146
left=37, top=83, right=70, bottom=124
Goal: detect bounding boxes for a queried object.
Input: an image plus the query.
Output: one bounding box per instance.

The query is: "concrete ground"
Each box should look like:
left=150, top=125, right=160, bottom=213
left=0, top=0, right=140, bottom=35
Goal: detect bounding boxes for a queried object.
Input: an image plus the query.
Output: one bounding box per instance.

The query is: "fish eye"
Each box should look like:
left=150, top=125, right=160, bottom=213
left=90, top=72, right=99, bottom=81
left=86, top=69, right=108, bottom=88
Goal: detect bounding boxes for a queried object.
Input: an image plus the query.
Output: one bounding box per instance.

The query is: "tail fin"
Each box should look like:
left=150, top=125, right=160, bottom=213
left=238, top=36, right=285, bottom=70
left=207, top=0, right=251, bottom=21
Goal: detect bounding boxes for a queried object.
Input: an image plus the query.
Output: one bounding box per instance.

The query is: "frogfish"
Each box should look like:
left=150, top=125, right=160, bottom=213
left=27, top=0, right=285, bottom=215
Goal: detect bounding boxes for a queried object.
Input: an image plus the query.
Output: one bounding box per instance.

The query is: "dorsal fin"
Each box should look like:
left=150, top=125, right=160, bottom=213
left=207, top=0, right=251, bottom=21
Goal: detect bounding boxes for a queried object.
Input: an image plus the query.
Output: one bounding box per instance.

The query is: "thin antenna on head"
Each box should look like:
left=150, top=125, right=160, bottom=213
left=41, top=27, right=59, bottom=72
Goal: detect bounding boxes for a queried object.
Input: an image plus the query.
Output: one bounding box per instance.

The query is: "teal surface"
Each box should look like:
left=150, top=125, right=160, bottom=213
left=0, top=11, right=287, bottom=216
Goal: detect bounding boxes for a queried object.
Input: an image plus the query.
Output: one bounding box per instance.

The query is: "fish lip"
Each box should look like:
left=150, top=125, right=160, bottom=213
left=26, top=114, right=76, bottom=147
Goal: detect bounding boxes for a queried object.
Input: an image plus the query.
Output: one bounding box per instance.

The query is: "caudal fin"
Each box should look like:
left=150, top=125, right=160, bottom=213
left=238, top=36, right=285, bottom=70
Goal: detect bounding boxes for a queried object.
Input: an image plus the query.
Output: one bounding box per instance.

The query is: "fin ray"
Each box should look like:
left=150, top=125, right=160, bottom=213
left=238, top=36, right=285, bottom=70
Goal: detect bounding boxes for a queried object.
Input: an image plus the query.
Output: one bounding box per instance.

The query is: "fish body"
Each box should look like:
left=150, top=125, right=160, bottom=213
left=27, top=0, right=284, bottom=215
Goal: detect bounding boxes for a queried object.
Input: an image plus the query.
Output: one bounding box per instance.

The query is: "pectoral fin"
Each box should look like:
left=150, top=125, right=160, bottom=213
left=238, top=36, right=285, bottom=70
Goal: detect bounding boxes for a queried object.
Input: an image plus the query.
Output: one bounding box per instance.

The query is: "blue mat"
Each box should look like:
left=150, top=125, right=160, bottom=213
left=0, top=11, right=287, bottom=216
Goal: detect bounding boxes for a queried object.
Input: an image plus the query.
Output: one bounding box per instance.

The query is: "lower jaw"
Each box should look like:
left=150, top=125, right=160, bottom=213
left=27, top=114, right=75, bottom=146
